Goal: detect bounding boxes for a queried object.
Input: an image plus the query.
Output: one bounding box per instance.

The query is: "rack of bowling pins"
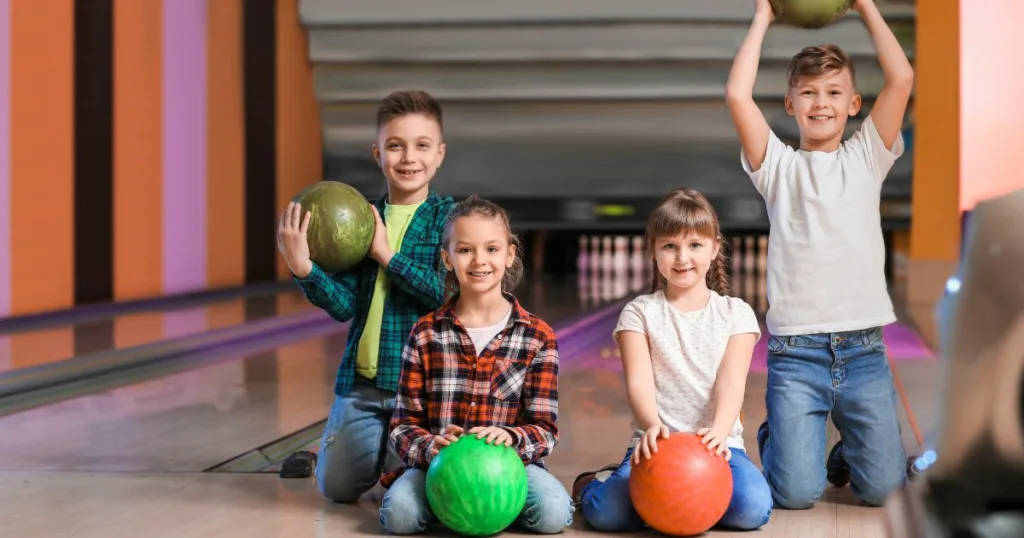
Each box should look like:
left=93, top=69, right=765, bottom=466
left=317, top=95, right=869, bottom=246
left=575, top=234, right=769, bottom=313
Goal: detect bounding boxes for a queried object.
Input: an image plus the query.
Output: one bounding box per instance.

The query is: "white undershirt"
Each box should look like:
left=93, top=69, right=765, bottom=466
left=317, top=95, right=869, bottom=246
left=464, top=303, right=513, bottom=356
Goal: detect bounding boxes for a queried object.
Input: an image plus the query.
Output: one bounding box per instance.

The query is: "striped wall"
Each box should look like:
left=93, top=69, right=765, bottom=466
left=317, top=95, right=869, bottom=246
left=0, top=0, right=322, bottom=318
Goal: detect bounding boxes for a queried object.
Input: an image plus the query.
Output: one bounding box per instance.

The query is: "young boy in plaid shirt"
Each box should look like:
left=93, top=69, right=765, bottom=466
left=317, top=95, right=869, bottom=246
left=378, top=196, right=574, bottom=535
left=277, top=90, right=455, bottom=503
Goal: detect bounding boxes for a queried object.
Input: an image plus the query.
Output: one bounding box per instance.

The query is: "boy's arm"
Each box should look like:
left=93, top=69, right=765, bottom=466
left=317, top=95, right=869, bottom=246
left=856, top=0, right=914, bottom=150
left=503, top=333, right=559, bottom=464
left=388, top=331, right=436, bottom=468
left=295, top=263, right=360, bottom=322
left=380, top=202, right=452, bottom=310
left=385, top=254, right=446, bottom=311
left=725, top=4, right=774, bottom=172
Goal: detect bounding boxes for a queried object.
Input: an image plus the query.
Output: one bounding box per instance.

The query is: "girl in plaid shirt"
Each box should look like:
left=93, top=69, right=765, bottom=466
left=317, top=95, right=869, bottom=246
left=379, top=196, right=574, bottom=535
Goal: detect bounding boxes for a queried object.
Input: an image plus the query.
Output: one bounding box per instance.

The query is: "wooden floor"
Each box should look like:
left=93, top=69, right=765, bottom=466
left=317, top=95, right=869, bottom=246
left=0, top=276, right=941, bottom=537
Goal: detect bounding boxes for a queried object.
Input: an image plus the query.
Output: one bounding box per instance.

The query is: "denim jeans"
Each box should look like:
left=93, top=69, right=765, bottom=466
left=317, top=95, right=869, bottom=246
left=758, top=326, right=907, bottom=508
left=315, top=375, right=399, bottom=502
left=379, top=464, right=575, bottom=535
left=579, top=447, right=772, bottom=532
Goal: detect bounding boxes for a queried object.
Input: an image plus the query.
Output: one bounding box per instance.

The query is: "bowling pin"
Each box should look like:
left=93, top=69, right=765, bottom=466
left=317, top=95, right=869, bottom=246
left=630, top=236, right=646, bottom=292
left=614, top=236, right=629, bottom=298
left=744, top=236, right=756, bottom=306
left=757, top=235, right=769, bottom=313
left=577, top=236, right=590, bottom=308
left=577, top=235, right=589, bottom=274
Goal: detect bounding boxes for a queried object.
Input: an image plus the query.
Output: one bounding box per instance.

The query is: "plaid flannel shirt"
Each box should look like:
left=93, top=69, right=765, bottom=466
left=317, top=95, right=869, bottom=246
left=295, top=191, right=454, bottom=396
left=382, top=292, right=560, bottom=487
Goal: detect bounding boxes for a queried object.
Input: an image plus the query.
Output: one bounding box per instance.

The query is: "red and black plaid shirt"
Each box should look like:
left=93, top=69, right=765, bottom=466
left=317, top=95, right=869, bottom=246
left=384, top=292, right=559, bottom=485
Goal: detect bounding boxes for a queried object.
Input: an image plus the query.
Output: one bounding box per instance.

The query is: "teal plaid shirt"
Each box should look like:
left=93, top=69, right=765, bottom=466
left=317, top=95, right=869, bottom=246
left=295, top=191, right=455, bottom=396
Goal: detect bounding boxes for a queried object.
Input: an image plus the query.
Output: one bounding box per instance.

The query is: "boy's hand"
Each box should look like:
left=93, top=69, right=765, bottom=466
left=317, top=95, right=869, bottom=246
left=367, top=206, right=394, bottom=266
left=428, top=424, right=464, bottom=459
left=755, top=0, right=775, bottom=21
left=277, top=202, right=313, bottom=278
left=697, top=427, right=733, bottom=461
left=852, top=0, right=874, bottom=12
left=632, top=423, right=671, bottom=466
left=469, top=426, right=514, bottom=447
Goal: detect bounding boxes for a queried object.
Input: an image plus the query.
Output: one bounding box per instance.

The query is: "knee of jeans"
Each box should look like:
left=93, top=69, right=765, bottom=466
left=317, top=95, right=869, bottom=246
left=770, top=480, right=822, bottom=510
left=316, top=459, right=373, bottom=503
left=317, top=473, right=367, bottom=503
left=379, top=488, right=428, bottom=534
left=379, top=503, right=428, bottom=535
left=721, top=491, right=773, bottom=530
left=582, top=493, right=643, bottom=532
left=525, top=490, right=574, bottom=534
left=852, top=476, right=902, bottom=507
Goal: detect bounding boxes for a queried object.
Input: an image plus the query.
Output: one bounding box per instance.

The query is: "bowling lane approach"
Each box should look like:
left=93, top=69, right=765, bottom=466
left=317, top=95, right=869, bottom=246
left=0, top=268, right=943, bottom=537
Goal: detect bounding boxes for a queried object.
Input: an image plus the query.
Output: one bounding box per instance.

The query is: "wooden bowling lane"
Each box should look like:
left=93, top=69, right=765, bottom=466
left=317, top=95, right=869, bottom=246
left=0, top=275, right=945, bottom=537
left=0, top=284, right=315, bottom=375
left=0, top=330, right=346, bottom=473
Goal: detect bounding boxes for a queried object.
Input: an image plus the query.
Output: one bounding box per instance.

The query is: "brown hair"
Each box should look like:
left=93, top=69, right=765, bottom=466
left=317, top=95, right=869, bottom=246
left=376, top=90, right=444, bottom=132
left=787, top=44, right=855, bottom=88
left=440, top=196, right=525, bottom=302
left=645, top=188, right=730, bottom=296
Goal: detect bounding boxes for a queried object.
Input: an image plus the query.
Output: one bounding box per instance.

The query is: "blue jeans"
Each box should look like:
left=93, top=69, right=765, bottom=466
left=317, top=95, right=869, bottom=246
left=579, top=447, right=772, bottom=532
left=758, top=327, right=907, bottom=508
left=315, top=376, right=399, bottom=502
left=379, top=464, right=575, bottom=535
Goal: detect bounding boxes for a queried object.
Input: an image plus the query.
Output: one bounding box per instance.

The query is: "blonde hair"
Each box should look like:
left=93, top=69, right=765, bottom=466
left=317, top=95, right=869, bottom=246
left=787, top=44, right=856, bottom=88
left=440, top=196, right=525, bottom=302
left=645, top=188, right=730, bottom=295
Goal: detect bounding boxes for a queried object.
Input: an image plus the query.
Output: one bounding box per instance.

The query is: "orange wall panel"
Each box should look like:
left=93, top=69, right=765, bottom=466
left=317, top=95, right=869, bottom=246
left=9, top=0, right=75, bottom=315
left=207, top=0, right=245, bottom=289
left=275, top=0, right=324, bottom=280
left=113, top=0, right=163, bottom=300
left=909, top=0, right=960, bottom=262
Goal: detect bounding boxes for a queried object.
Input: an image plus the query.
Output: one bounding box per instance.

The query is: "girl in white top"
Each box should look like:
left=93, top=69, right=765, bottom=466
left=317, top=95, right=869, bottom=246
left=572, top=188, right=773, bottom=532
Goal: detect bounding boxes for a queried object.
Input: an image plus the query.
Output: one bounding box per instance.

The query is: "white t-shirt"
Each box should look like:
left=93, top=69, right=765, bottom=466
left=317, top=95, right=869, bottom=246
left=742, top=116, right=903, bottom=336
left=613, top=290, right=761, bottom=451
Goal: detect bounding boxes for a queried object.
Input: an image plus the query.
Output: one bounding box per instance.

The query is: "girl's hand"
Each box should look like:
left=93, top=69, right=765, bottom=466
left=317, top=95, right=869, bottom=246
left=277, top=202, right=313, bottom=278
left=428, top=425, right=464, bottom=459
left=697, top=427, right=732, bottom=461
left=632, top=423, right=671, bottom=466
left=468, top=426, right=514, bottom=447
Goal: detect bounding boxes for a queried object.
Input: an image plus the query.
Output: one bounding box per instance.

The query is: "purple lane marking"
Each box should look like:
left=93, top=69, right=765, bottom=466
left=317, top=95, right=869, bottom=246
left=162, top=307, right=209, bottom=340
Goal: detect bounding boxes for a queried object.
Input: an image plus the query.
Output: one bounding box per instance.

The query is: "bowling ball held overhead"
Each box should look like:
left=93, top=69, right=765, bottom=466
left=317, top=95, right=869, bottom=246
left=769, top=0, right=853, bottom=29
left=292, top=181, right=376, bottom=273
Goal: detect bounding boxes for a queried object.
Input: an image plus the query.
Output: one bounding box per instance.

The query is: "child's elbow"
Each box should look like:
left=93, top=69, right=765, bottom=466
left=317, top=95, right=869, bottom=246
left=724, top=87, right=747, bottom=106
left=889, top=69, right=914, bottom=89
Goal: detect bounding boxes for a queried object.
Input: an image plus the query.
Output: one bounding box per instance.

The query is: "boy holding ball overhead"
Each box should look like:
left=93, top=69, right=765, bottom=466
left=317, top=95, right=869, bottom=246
left=726, top=0, right=914, bottom=509
left=277, top=90, right=454, bottom=503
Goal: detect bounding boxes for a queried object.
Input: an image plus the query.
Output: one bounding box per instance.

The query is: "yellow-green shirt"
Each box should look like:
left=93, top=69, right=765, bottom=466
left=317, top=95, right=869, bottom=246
left=356, top=200, right=424, bottom=379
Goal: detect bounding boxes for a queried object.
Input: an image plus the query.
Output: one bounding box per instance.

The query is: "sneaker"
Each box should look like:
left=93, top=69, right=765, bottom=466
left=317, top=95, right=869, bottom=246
left=571, top=464, right=619, bottom=505
left=826, top=441, right=852, bottom=488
